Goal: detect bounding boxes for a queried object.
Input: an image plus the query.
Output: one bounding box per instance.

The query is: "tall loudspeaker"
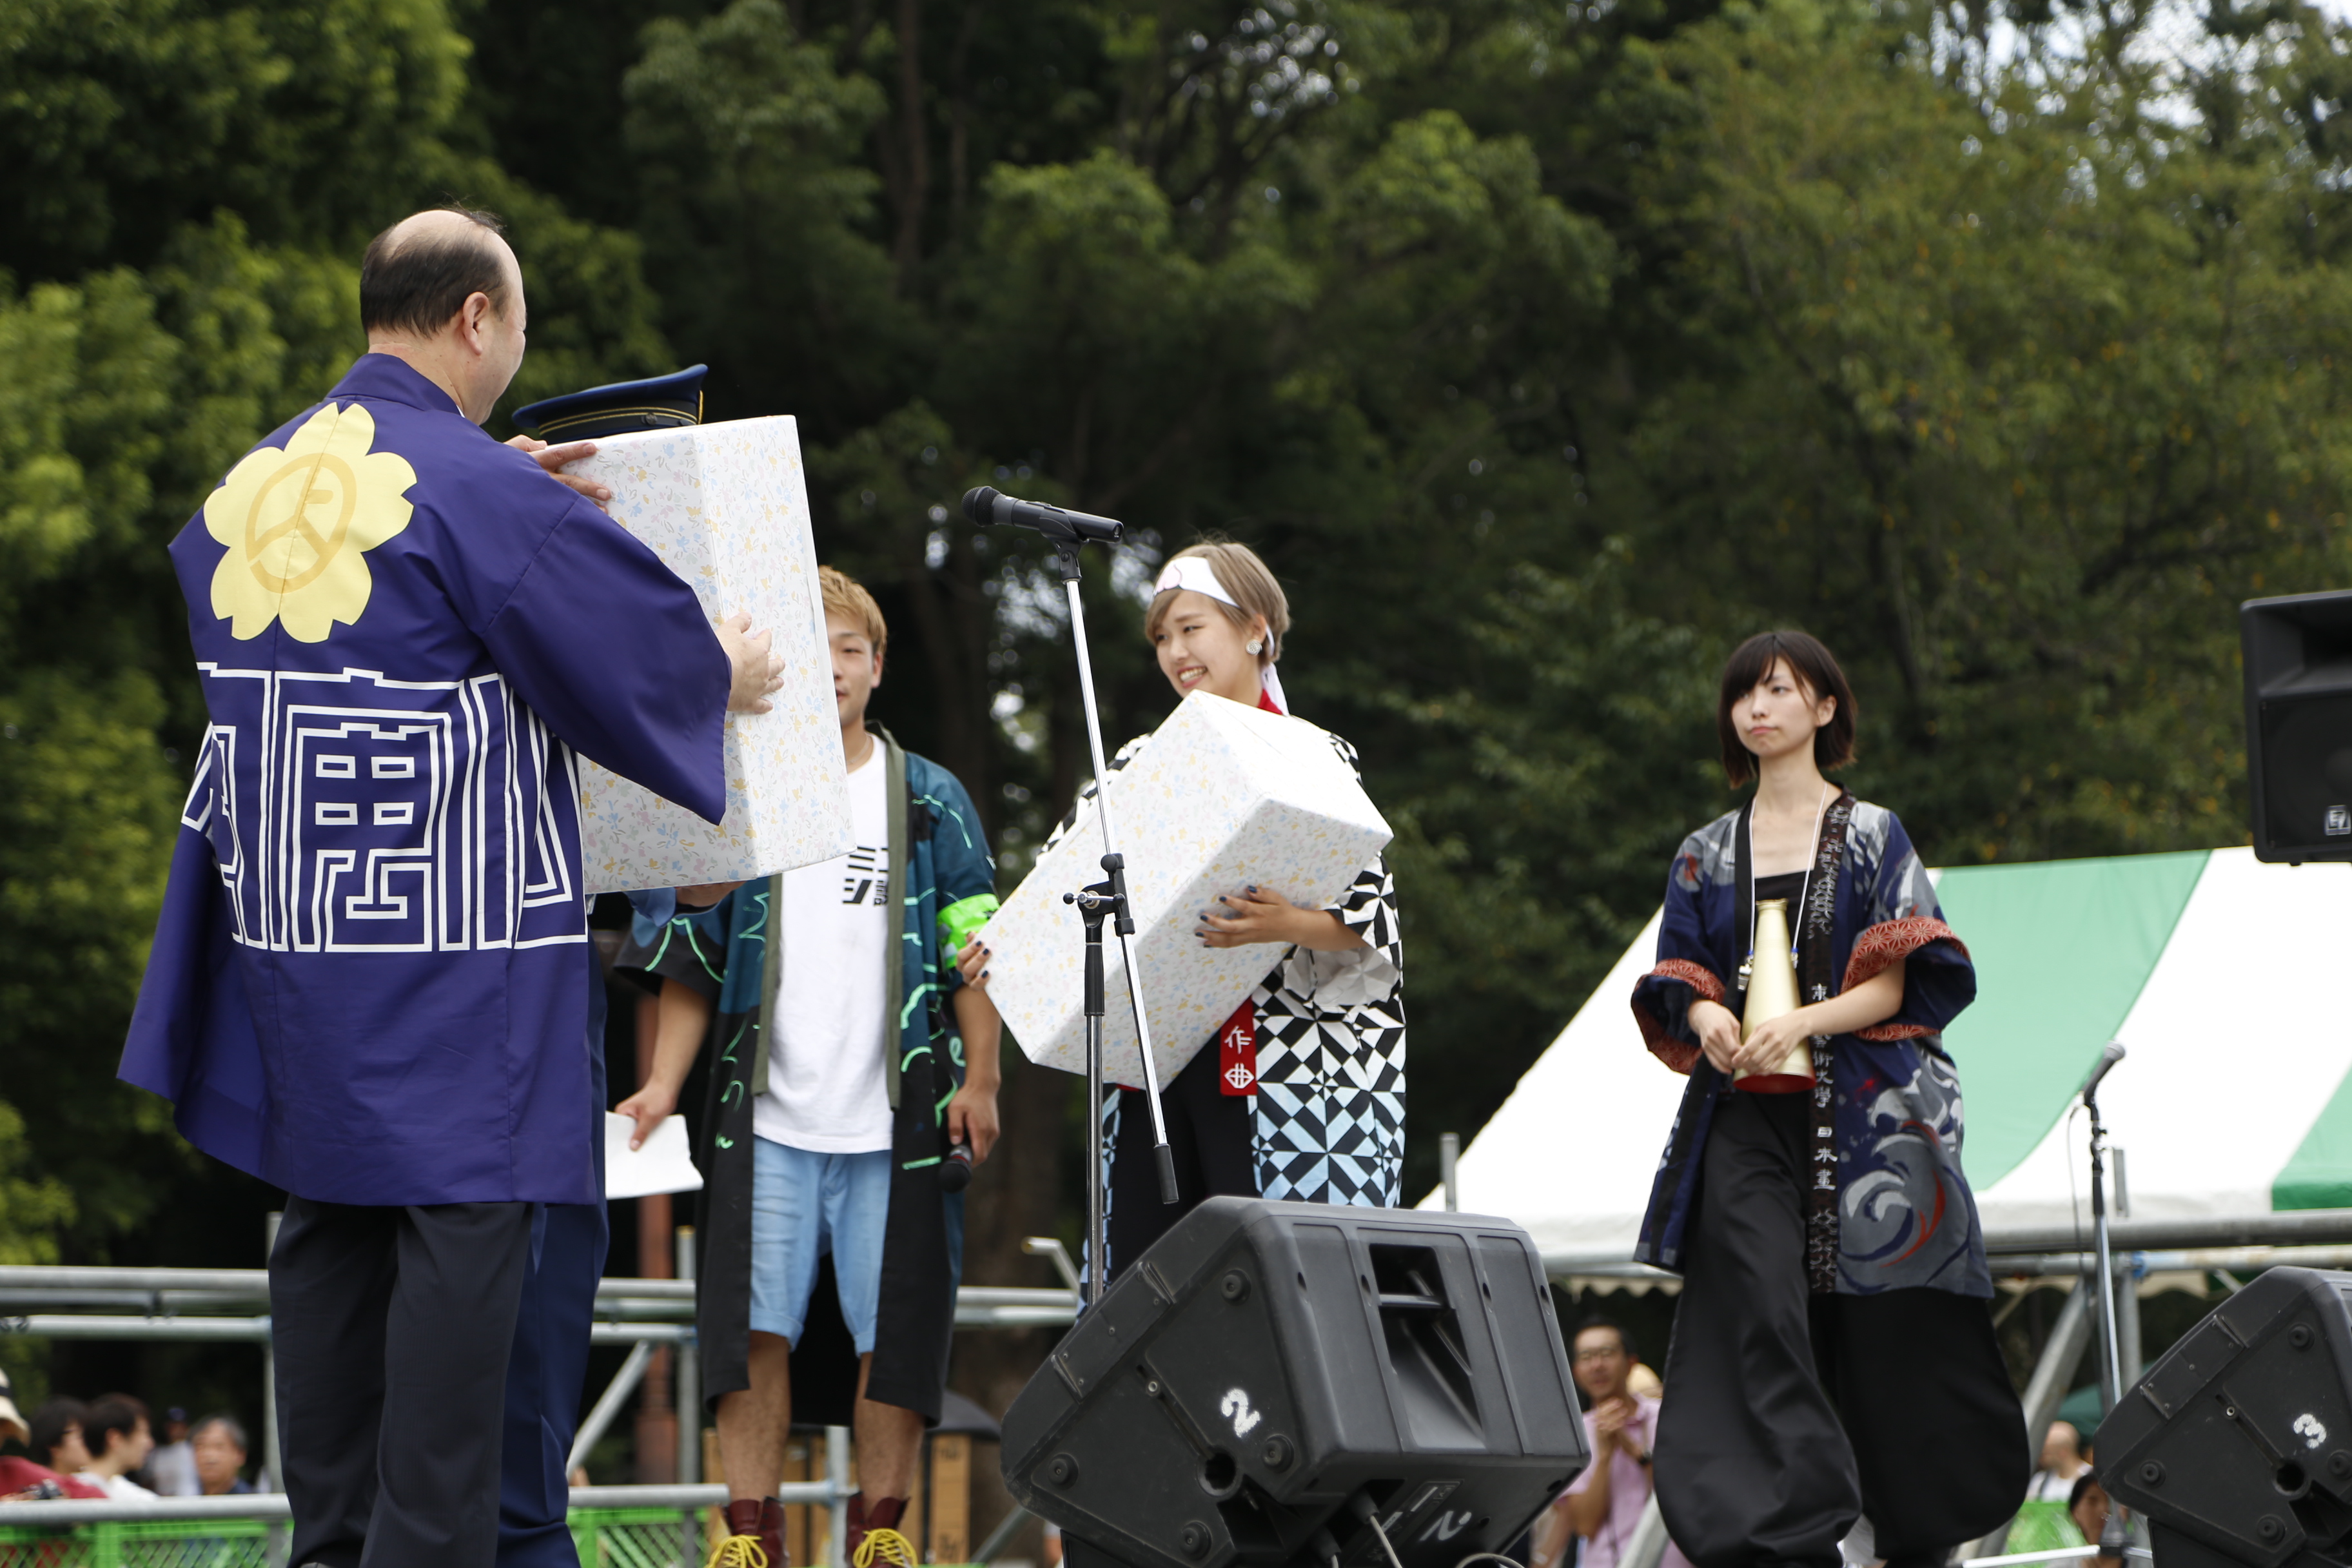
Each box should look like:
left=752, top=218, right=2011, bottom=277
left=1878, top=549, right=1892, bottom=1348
left=1001, top=1197, right=1589, bottom=1568
left=2100, top=1266, right=2352, bottom=1568
left=2242, top=591, right=2352, bottom=862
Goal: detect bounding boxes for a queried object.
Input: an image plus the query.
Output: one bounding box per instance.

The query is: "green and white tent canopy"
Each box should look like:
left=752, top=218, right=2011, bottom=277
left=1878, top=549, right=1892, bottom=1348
left=1431, top=847, right=2352, bottom=1257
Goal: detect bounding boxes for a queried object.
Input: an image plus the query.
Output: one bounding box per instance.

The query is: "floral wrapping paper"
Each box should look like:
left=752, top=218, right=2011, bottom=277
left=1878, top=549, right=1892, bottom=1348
left=981, top=691, right=1392, bottom=1089
left=564, top=417, right=851, bottom=896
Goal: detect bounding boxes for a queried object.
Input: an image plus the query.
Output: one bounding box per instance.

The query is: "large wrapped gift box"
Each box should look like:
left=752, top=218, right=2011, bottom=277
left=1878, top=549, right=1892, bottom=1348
left=982, top=691, right=1391, bottom=1090
left=565, top=416, right=851, bottom=896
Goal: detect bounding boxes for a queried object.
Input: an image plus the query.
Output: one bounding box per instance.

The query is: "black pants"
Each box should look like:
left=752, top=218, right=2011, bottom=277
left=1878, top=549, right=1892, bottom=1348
left=1106, top=1041, right=1253, bottom=1279
left=272, top=1197, right=536, bottom=1568
left=1654, top=1092, right=2027, bottom=1568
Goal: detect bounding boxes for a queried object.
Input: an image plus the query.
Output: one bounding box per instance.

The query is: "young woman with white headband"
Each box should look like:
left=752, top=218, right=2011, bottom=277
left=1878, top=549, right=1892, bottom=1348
left=962, top=540, right=1406, bottom=1279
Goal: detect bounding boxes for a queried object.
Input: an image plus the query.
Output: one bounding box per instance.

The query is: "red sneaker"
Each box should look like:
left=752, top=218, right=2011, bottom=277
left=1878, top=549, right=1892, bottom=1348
left=710, top=1497, right=787, bottom=1568
left=848, top=1491, right=915, bottom=1567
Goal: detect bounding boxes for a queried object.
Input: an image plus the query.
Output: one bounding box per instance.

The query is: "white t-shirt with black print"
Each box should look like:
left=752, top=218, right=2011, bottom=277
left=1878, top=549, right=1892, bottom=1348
left=755, top=749, right=895, bottom=1153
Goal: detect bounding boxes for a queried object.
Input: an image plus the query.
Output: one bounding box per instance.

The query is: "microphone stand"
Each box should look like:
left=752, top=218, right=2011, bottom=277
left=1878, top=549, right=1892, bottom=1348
left=2070, top=1041, right=2143, bottom=1561
left=2081, top=1043, right=2129, bottom=1414
left=971, top=500, right=1181, bottom=1307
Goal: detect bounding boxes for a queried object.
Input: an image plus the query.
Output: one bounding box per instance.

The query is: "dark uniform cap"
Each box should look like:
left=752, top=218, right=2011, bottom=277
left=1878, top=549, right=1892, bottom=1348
left=511, top=365, right=708, bottom=441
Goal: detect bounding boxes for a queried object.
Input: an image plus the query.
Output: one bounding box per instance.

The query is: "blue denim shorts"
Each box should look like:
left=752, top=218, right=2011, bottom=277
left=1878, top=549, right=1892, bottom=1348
left=749, top=1137, right=891, bottom=1351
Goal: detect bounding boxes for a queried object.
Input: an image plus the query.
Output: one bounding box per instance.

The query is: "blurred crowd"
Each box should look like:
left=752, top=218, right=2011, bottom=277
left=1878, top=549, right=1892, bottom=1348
left=0, top=1369, right=254, bottom=1502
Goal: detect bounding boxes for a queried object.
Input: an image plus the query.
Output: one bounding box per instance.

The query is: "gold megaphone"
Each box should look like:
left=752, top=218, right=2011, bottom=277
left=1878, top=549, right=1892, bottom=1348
left=1738, top=898, right=1813, bottom=1084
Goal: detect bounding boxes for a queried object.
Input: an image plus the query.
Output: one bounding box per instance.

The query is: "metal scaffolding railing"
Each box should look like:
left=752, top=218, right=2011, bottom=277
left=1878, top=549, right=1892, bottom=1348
left=0, top=1240, right=1076, bottom=1566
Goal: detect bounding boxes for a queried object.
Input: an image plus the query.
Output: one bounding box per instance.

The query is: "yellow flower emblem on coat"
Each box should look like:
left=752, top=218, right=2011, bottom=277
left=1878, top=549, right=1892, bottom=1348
left=205, top=402, right=418, bottom=642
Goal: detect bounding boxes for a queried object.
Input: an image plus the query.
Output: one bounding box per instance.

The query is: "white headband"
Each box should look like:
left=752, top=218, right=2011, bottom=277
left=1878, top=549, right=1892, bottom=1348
left=1153, top=556, right=1239, bottom=609
left=1152, top=556, right=1289, bottom=715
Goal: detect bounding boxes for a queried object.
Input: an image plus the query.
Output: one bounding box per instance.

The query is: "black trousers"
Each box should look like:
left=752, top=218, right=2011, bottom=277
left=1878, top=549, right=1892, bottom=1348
left=271, top=1197, right=536, bottom=1568
left=1105, top=1040, right=1255, bottom=1280
left=1654, top=1092, right=2027, bottom=1568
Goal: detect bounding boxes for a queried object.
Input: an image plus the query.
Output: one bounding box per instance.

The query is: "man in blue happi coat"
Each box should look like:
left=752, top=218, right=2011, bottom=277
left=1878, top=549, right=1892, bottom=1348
left=119, top=208, right=785, bottom=1568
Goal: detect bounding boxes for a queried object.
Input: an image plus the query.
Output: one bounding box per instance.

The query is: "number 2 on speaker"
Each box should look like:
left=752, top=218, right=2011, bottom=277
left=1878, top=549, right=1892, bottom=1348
left=1221, top=1388, right=1263, bottom=1437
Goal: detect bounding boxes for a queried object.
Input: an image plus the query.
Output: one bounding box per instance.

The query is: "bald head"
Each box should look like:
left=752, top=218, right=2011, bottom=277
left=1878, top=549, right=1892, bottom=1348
left=361, top=208, right=517, bottom=338
left=359, top=208, right=529, bottom=424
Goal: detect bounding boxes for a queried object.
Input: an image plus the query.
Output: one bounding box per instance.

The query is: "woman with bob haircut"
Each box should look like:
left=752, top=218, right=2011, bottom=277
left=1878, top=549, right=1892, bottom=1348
left=970, top=540, right=1404, bottom=1279
left=1629, top=631, right=2026, bottom=1568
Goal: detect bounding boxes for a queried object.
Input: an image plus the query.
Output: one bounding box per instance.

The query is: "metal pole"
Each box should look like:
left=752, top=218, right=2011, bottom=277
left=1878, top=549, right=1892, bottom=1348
left=1086, top=1003, right=1106, bottom=1305
left=674, top=1226, right=699, bottom=1485
left=1439, top=1132, right=1460, bottom=1211
left=1061, top=570, right=1176, bottom=1199
left=2088, top=1108, right=2125, bottom=1413
left=827, top=1424, right=852, bottom=1568
left=262, top=1211, right=283, bottom=1494
left=2117, top=1253, right=2144, bottom=1388
left=567, top=1340, right=655, bottom=1475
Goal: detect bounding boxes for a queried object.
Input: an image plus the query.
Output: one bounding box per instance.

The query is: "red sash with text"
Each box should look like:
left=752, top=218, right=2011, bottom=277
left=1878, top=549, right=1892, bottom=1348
left=1219, top=680, right=1286, bottom=1096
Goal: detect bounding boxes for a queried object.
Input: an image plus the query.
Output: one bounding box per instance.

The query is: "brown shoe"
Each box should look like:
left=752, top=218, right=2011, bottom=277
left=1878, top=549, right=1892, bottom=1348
left=710, top=1498, right=787, bottom=1568
left=848, top=1493, right=914, bottom=1567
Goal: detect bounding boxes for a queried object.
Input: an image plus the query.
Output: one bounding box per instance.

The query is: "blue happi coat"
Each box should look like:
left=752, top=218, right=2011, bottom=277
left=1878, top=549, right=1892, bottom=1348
left=1629, top=795, right=1990, bottom=1296
left=119, top=354, right=730, bottom=1207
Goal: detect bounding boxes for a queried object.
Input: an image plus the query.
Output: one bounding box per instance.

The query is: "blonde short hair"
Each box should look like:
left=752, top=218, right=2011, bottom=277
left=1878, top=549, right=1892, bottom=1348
left=819, top=565, right=887, bottom=661
left=1144, top=541, right=1290, bottom=665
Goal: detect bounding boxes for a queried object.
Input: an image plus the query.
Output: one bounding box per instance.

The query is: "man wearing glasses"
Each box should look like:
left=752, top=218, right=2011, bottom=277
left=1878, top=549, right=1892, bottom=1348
left=1531, top=1320, right=1691, bottom=1568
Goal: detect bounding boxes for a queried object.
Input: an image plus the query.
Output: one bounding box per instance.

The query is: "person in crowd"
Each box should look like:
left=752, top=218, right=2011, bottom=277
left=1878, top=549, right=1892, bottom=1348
left=618, top=566, right=1001, bottom=1568
left=191, top=1416, right=256, bottom=1496
left=78, top=1395, right=157, bottom=1500
left=2026, top=1420, right=2090, bottom=1502
left=2070, top=1473, right=2121, bottom=1566
left=985, top=540, right=1405, bottom=1287
left=1529, top=1320, right=1691, bottom=1568
left=147, top=1406, right=197, bottom=1496
left=117, top=205, right=785, bottom=1568
left=1630, top=631, right=2028, bottom=1568
left=0, top=1373, right=106, bottom=1502
left=27, top=1398, right=94, bottom=1482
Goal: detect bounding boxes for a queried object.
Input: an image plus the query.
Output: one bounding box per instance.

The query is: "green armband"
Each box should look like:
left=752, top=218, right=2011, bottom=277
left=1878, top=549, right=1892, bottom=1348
left=938, top=894, right=1001, bottom=961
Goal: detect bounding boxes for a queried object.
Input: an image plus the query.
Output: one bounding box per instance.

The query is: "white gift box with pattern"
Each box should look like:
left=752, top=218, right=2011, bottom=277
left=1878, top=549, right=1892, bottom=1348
left=982, top=690, right=1391, bottom=1090
left=564, top=416, right=852, bottom=896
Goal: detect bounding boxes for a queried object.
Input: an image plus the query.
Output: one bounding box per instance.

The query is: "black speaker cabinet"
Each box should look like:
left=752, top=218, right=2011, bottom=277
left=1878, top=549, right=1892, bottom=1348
left=2242, top=591, right=2352, bottom=862
left=2100, top=1266, right=2352, bottom=1568
left=1001, top=1197, right=1589, bottom=1568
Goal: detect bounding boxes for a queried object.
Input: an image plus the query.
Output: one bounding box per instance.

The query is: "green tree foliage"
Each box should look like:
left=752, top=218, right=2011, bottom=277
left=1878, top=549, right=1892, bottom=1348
left=10, top=0, right=2352, bottom=1308
left=0, top=0, right=667, bottom=1274
left=1611, top=0, right=2352, bottom=863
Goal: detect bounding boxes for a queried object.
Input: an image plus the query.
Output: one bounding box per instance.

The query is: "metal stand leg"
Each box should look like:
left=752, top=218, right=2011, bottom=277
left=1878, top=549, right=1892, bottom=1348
left=262, top=1210, right=284, bottom=1494
left=827, top=1424, right=852, bottom=1568
left=675, top=1227, right=700, bottom=1485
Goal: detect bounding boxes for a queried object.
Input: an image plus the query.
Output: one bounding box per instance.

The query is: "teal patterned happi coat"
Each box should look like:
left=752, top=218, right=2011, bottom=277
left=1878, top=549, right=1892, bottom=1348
left=618, top=727, right=997, bottom=1422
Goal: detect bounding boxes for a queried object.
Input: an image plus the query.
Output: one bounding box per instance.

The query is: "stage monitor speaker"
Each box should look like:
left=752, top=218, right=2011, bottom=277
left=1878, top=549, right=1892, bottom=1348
left=2099, top=1266, right=2352, bottom=1568
left=2242, top=591, right=2352, bottom=862
left=1001, top=1197, right=1589, bottom=1568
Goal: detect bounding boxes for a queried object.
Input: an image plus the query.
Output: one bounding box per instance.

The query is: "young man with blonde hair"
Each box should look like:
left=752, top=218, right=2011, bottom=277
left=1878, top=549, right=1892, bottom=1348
left=619, top=567, right=1001, bottom=1568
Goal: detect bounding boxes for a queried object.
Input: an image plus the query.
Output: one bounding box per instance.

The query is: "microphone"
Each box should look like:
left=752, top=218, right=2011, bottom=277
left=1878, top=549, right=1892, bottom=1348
left=2079, top=1041, right=2126, bottom=1103
left=940, top=1139, right=975, bottom=1193
left=961, top=485, right=1124, bottom=544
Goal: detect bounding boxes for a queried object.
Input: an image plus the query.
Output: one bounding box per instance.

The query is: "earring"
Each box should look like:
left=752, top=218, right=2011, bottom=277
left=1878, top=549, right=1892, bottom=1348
left=1246, top=639, right=1264, bottom=654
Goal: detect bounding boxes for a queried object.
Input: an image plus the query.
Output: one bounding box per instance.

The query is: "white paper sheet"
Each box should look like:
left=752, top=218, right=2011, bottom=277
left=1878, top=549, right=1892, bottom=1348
left=603, top=1111, right=705, bottom=1200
